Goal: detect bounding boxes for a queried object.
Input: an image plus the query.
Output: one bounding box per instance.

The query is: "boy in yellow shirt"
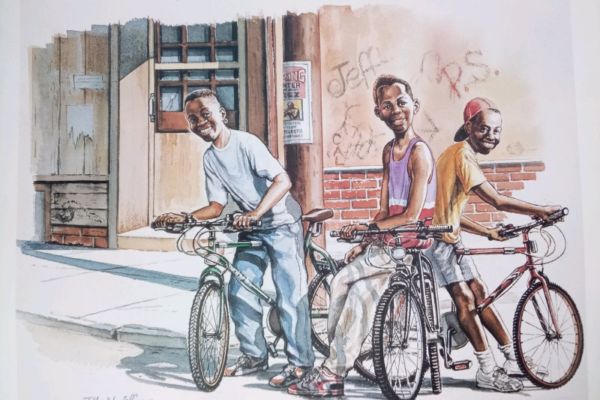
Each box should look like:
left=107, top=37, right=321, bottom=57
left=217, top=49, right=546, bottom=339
left=428, top=98, right=560, bottom=392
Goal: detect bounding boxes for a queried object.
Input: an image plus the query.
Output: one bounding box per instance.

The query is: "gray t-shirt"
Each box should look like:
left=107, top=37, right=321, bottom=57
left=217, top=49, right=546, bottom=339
left=203, top=130, right=302, bottom=229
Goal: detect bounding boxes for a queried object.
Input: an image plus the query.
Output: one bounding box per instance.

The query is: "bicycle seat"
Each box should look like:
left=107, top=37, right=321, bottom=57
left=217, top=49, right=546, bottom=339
left=302, top=208, right=334, bottom=223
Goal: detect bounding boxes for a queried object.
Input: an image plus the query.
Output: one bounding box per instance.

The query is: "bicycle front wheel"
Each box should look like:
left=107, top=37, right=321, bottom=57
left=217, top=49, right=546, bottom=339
left=308, top=271, right=333, bottom=357
left=373, top=286, right=426, bottom=400
left=513, top=281, right=584, bottom=389
left=188, top=281, right=230, bottom=391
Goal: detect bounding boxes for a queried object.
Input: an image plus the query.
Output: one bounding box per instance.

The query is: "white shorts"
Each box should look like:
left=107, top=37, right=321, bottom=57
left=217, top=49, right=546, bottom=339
left=425, top=239, right=480, bottom=287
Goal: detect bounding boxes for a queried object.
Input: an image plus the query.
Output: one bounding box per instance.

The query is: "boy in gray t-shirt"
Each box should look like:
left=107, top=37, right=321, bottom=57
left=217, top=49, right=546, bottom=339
left=154, top=90, right=314, bottom=388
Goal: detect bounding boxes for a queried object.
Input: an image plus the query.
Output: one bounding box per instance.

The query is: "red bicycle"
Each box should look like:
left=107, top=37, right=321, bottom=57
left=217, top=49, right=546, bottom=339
left=444, top=207, right=584, bottom=389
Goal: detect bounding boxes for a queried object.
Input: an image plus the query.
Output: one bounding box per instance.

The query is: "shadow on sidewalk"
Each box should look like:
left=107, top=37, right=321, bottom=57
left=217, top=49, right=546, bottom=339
left=19, top=241, right=199, bottom=291
left=117, top=344, right=244, bottom=391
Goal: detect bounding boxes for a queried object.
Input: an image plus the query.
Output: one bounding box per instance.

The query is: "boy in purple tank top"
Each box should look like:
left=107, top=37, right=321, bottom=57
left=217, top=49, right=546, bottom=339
left=289, top=75, right=436, bottom=397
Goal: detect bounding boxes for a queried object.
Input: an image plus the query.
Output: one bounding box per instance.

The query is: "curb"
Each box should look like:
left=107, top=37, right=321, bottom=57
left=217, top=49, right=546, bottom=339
left=17, top=310, right=189, bottom=349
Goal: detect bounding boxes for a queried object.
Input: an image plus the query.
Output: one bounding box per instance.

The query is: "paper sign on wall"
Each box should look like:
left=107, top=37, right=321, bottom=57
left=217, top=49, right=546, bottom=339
left=283, top=61, right=313, bottom=144
left=73, top=75, right=104, bottom=90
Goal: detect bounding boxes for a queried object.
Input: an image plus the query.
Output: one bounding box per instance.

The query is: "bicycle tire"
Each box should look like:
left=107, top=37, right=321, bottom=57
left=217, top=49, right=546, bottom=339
left=308, top=271, right=332, bottom=357
left=188, top=281, right=230, bottom=392
left=373, top=286, right=426, bottom=400
left=513, top=281, right=584, bottom=389
left=354, top=336, right=376, bottom=383
left=427, top=342, right=442, bottom=395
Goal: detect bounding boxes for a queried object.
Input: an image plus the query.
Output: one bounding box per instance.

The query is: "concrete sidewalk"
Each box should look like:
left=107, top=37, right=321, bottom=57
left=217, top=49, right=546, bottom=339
left=16, top=240, right=306, bottom=350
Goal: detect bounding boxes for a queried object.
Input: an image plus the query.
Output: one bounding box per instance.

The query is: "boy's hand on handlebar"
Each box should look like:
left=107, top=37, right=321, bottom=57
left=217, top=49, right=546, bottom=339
left=154, top=212, right=186, bottom=228
left=487, top=226, right=509, bottom=242
left=344, top=244, right=365, bottom=264
left=532, top=205, right=562, bottom=223
left=233, top=212, right=260, bottom=230
left=340, top=223, right=368, bottom=239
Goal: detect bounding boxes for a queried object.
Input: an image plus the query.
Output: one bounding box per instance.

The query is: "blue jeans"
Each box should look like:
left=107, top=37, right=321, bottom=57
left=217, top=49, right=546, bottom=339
left=228, top=221, right=315, bottom=367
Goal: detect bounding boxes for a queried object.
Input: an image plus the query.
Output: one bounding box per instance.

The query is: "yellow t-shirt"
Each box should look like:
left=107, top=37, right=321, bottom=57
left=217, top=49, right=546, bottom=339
left=433, top=141, right=487, bottom=244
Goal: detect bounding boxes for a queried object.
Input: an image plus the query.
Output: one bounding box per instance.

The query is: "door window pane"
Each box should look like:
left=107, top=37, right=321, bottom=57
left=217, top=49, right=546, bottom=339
left=188, top=70, right=210, bottom=81
left=161, top=87, right=182, bottom=111
left=161, top=48, right=181, bottom=63
left=187, top=24, right=210, bottom=43
left=215, top=69, right=236, bottom=80
left=215, top=22, right=236, bottom=42
left=160, top=71, right=181, bottom=81
left=215, top=47, right=236, bottom=62
left=216, top=86, right=237, bottom=110
left=161, top=25, right=182, bottom=43
left=188, top=48, right=211, bottom=62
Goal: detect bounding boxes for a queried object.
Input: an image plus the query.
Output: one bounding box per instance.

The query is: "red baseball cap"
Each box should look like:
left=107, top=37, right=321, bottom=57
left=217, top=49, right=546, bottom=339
left=454, top=98, right=499, bottom=142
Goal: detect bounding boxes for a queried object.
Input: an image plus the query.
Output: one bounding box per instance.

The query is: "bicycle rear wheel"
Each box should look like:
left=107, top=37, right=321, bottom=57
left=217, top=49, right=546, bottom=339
left=513, top=281, right=584, bottom=389
left=373, top=286, right=426, bottom=400
left=308, top=271, right=333, bottom=357
left=188, top=281, right=230, bottom=391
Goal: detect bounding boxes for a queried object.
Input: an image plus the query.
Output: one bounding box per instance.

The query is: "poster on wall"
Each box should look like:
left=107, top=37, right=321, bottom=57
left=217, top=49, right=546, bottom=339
left=283, top=61, right=312, bottom=144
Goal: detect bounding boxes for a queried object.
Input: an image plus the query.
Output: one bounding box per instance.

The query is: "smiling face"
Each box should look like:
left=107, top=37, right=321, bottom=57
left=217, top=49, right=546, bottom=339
left=465, top=109, right=502, bottom=154
left=374, top=83, right=420, bottom=136
left=185, top=97, right=227, bottom=142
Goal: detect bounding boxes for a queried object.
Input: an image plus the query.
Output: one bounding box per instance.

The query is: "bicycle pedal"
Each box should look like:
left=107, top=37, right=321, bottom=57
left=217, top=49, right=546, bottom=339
left=451, top=360, right=472, bottom=371
left=267, top=343, right=278, bottom=358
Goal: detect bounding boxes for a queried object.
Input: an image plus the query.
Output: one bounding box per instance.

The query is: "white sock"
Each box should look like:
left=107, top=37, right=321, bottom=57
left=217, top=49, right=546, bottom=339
left=474, top=349, right=497, bottom=375
left=498, top=342, right=517, bottom=361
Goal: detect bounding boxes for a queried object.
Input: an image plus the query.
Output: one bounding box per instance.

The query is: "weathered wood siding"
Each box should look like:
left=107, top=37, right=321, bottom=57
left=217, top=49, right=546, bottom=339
left=50, top=183, right=108, bottom=227
left=31, top=28, right=109, bottom=176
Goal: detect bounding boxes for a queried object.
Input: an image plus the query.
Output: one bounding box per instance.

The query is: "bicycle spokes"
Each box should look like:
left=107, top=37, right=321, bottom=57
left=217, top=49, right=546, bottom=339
left=515, top=283, right=583, bottom=387
left=199, top=288, right=227, bottom=384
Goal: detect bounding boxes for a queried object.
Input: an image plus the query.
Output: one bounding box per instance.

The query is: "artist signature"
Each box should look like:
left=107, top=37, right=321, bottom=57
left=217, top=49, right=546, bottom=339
left=83, top=395, right=151, bottom=400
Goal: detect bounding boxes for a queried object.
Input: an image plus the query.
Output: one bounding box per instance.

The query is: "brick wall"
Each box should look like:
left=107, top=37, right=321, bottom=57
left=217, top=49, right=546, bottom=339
left=50, top=226, right=108, bottom=248
left=323, top=160, right=545, bottom=231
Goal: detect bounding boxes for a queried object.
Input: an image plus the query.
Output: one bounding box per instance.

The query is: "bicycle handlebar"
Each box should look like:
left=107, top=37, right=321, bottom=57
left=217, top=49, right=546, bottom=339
left=151, top=213, right=262, bottom=233
left=489, top=207, right=568, bottom=240
left=330, top=224, right=453, bottom=243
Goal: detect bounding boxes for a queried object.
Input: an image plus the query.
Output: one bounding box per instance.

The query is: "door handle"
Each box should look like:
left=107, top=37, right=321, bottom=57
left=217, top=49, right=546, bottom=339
left=149, top=93, right=156, bottom=123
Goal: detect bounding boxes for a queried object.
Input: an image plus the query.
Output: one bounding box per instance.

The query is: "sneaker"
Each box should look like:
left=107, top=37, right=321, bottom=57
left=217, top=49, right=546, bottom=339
left=503, top=357, right=549, bottom=378
left=224, top=354, right=268, bottom=377
left=476, top=367, right=524, bottom=392
left=269, top=364, right=312, bottom=388
left=288, top=367, right=344, bottom=397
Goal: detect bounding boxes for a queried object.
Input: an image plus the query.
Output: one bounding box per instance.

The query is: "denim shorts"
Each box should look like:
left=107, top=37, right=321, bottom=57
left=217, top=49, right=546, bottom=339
left=425, top=239, right=480, bottom=287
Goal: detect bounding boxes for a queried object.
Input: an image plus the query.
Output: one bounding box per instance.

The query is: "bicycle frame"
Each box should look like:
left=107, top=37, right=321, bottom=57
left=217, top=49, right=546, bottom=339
left=455, top=230, right=562, bottom=337
left=305, top=221, right=340, bottom=275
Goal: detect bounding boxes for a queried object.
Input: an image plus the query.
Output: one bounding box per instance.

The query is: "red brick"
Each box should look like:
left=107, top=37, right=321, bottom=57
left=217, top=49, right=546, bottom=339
left=352, top=179, right=378, bottom=189
left=499, top=191, right=513, bottom=197
left=341, top=172, right=366, bottom=179
left=496, top=166, right=522, bottom=173
left=523, top=163, right=545, bottom=172
left=333, top=210, right=342, bottom=220
left=370, top=209, right=380, bottom=218
left=341, top=210, right=370, bottom=220
left=64, top=235, right=94, bottom=247
left=492, top=212, right=508, bottom=222
left=367, top=172, right=383, bottom=179
left=496, top=181, right=525, bottom=191
left=82, top=228, right=108, bottom=237
left=324, top=190, right=341, bottom=200
left=465, top=213, right=490, bottom=222
left=52, top=226, right=81, bottom=235
left=94, top=237, right=108, bottom=248
left=353, top=199, right=378, bottom=209
left=324, top=200, right=351, bottom=209
left=464, top=204, right=475, bottom=213
left=468, top=195, right=486, bottom=204
left=324, top=172, right=340, bottom=180
left=510, top=172, right=536, bottom=181
left=324, top=180, right=351, bottom=190
left=476, top=204, right=497, bottom=212
left=325, top=221, right=347, bottom=231
left=480, top=167, right=495, bottom=173
left=367, top=189, right=381, bottom=198
left=341, top=190, right=367, bottom=199
left=50, top=235, right=64, bottom=244
left=486, top=173, right=510, bottom=182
